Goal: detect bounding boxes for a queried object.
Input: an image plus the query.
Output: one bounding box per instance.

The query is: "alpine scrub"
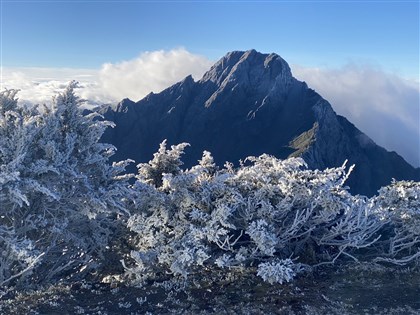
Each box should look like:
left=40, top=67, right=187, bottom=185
left=124, top=141, right=419, bottom=286
left=0, top=83, right=132, bottom=289
left=0, top=84, right=419, bottom=295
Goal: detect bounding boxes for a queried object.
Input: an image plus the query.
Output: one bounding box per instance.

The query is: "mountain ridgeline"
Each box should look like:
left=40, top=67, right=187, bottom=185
left=98, top=50, right=419, bottom=196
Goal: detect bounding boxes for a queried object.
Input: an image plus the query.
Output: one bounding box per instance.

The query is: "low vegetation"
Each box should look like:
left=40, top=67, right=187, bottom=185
left=1, top=83, right=419, bottom=313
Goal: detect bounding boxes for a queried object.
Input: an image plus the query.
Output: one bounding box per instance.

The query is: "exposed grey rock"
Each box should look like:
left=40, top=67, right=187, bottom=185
left=98, top=50, right=419, bottom=196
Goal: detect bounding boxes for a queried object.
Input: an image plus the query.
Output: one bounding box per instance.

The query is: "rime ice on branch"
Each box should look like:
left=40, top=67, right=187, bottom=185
left=125, top=141, right=419, bottom=285
left=0, top=83, right=132, bottom=288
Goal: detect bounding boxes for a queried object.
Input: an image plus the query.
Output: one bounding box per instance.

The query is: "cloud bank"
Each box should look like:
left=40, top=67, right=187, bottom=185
left=96, top=48, right=213, bottom=102
left=1, top=67, right=99, bottom=105
left=292, top=64, right=419, bottom=167
left=1, top=49, right=418, bottom=167
left=1, top=48, right=212, bottom=106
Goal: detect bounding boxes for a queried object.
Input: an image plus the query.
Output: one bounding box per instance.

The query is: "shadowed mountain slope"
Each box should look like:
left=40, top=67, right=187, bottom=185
left=99, top=50, right=419, bottom=196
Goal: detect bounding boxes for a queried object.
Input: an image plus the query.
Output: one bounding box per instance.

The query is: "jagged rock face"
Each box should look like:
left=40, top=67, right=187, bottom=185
left=99, top=49, right=419, bottom=196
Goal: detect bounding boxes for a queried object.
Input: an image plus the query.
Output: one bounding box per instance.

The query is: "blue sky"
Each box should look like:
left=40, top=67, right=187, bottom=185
left=0, top=0, right=419, bottom=167
left=1, top=0, right=419, bottom=78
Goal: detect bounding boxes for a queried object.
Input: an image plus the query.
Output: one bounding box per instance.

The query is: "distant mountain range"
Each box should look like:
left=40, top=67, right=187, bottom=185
left=97, top=49, right=419, bottom=196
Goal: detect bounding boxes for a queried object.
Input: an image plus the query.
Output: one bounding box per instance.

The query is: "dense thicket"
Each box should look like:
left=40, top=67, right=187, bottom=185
left=125, top=142, right=419, bottom=286
left=0, top=84, right=419, bottom=293
left=0, top=83, right=132, bottom=289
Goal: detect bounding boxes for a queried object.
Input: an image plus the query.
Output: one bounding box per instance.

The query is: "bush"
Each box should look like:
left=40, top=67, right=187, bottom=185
left=0, top=84, right=132, bottom=289
left=1, top=84, right=419, bottom=292
left=372, top=180, right=420, bottom=265
left=124, top=142, right=386, bottom=285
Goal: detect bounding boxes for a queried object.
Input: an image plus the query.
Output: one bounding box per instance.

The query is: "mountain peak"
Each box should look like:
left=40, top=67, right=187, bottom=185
left=99, top=49, right=419, bottom=196
left=200, top=50, right=292, bottom=87
left=199, top=50, right=294, bottom=108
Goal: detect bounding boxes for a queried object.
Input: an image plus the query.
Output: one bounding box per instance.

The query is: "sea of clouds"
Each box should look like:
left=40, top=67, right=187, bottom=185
left=1, top=48, right=419, bottom=167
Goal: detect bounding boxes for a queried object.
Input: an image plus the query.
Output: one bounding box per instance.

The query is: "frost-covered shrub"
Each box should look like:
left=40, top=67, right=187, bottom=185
left=0, top=84, right=132, bottom=288
left=124, top=142, right=383, bottom=285
left=372, top=180, right=420, bottom=265
left=136, top=140, right=189, bottom=187
left=0, top=227, right=44, bottom=288
left=257, top=259, right=298, bottom=284
left=0, top=90, right=47, bottom=287
left=3, top=83, right=418, bottom=290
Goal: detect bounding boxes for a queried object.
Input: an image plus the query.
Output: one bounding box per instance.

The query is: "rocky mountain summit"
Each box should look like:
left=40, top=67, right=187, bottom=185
left=99, top=49, right=419, bottom=196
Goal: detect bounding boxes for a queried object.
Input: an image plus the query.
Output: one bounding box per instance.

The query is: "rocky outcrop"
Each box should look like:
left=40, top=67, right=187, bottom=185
left=98, top=50, right=419, bottom=196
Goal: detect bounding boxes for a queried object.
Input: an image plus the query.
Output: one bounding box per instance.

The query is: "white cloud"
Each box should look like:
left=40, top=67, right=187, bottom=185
left=1, top=50, right=418, bottom=167
left=95, top=48, right=213, bottom=102
left=1, top=48, right=213, bottom=106
left=1, top=67, right=99, bottom=105
left=292, top=64, right=420, bottom=167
